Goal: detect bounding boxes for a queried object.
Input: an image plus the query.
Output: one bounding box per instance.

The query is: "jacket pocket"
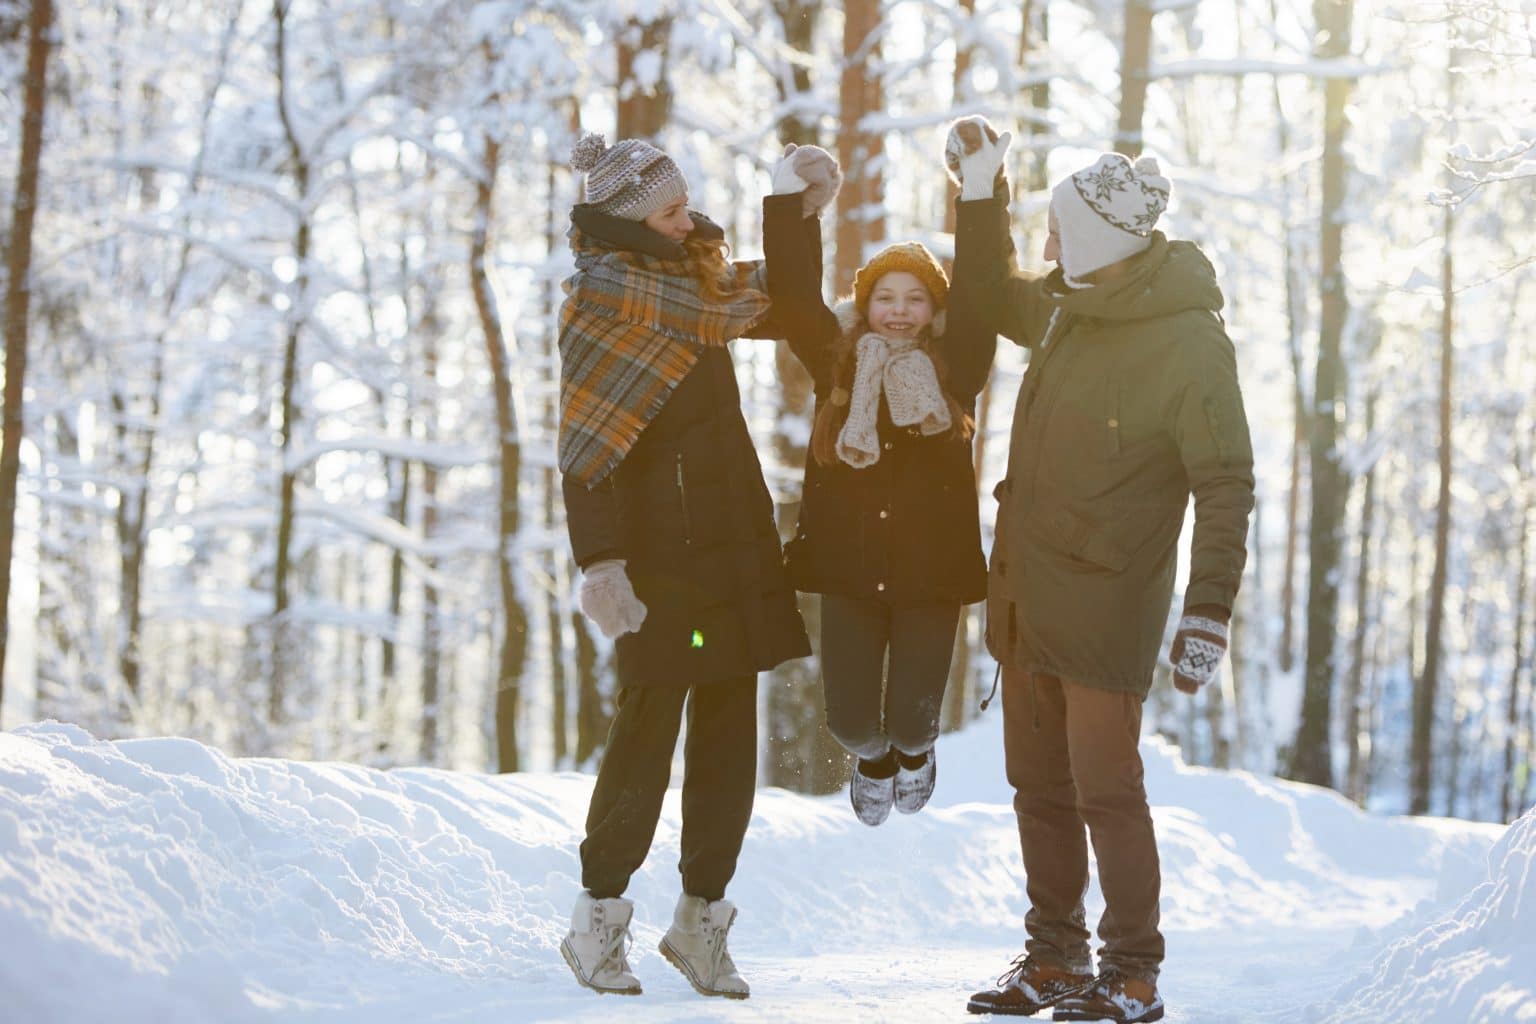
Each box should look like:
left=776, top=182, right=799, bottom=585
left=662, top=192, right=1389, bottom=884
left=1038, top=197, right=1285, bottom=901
left=1036, top=506, right=1133, bottom=573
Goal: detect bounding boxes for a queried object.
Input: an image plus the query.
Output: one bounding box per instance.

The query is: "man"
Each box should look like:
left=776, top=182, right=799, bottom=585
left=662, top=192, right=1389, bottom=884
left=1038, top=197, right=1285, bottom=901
left=945, top=119, right=1255, bottom=1023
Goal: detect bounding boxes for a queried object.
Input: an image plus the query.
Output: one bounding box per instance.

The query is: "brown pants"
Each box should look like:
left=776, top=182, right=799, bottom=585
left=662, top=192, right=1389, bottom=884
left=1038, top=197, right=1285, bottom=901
left=1003, top=668, right=1165, bottom=981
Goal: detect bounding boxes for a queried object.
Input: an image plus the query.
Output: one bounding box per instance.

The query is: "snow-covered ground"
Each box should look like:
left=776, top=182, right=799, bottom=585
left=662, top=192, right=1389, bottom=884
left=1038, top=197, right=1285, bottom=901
left=1, top=715, right=1529, bottom=1023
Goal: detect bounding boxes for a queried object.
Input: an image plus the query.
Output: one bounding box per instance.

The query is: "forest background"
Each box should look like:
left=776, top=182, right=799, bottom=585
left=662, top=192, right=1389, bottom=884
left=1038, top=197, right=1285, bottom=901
left=0, top=0, right=1531, bottom=825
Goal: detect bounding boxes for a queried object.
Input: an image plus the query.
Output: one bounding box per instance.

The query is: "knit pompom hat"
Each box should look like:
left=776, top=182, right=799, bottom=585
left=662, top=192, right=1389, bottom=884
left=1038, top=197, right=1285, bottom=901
left=853, top=242, right=949, bottom=314
left=570, top=132, right=689, bottom=222
left=1050, top=153, right=1171, bottom=283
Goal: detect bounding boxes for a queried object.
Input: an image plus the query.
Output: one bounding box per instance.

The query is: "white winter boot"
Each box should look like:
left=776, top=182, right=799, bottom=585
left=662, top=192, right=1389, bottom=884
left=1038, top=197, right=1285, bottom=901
left=658, top=893, right=750, bottom=999
left=559, top=891, right=642, bottom=995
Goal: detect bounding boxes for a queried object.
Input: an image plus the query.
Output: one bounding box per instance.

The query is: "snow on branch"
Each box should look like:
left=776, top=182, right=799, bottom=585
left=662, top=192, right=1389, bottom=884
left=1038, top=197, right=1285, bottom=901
left=1150, top=57, right=1390, bottom=79
left=284, top=436, right=488, bottom=475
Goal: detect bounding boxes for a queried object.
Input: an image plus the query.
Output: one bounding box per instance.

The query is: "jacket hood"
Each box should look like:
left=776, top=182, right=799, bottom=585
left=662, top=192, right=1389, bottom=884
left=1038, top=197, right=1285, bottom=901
left=1045, top=232, right=1224, bottom=323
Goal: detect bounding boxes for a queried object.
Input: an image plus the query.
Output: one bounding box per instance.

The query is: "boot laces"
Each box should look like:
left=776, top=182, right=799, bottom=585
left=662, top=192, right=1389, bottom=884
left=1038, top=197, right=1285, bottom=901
left=1096, top=966, right=1126, bottom=992
left=590, top=904, right=633, bottom=977
left=997, top=954, right=1036, bottom=989
left=702, top=918, right=732, bottom=980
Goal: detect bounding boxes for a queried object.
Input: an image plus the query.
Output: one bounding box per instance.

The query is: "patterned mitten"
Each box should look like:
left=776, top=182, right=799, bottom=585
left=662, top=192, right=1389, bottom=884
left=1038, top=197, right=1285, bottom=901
left=579, top=559, right=648, bottom=639
left=944, top=116, right=1013, bottom=200
left=1170, top=612, right=1229, bottom=694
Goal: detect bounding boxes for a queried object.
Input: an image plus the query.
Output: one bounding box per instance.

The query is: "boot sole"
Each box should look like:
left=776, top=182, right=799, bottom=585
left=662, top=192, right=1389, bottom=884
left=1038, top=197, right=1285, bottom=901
left=658, top=937, right=750, bottom=1000
left=559, top=937, right=641, bottom=996
left=966, top=995, right=1048, bottom=1016
left=1053, top=1006, right=1163, bottom=1022
left=968, top=981, right=1093, bottom=1016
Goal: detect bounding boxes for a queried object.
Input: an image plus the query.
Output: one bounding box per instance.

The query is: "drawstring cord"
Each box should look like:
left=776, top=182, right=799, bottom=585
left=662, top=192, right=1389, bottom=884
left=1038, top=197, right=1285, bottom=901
left=979, top=663, right=1001, bottom=712
left=976, top=661, right=1040, bottom=731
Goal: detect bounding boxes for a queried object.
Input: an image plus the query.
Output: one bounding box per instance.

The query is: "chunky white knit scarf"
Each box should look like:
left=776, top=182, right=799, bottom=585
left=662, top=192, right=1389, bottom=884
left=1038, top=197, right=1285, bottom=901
left=836, top=332, right=952, bottom=468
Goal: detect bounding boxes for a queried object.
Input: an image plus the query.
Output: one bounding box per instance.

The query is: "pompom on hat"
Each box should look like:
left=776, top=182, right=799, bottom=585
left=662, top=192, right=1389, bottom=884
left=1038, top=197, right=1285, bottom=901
left=1050, top=152, right=1172, bottom=283
left=570, top=131, right=690, bottom=222
left=853, top=242, right=950, bottom=314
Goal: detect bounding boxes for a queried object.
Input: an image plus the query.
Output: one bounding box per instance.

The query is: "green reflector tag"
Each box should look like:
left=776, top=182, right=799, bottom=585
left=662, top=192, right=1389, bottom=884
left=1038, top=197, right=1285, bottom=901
left=690, top=629, right=705, bottom=649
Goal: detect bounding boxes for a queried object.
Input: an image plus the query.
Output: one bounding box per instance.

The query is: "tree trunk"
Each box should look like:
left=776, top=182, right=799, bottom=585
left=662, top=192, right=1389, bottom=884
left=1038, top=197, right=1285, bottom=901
left=835, top=0, right=885, bottom=295
left=573, top=615, right=606, bottom=766
left=1267, top=24, right=1307, bottom=677
left=772, top=0, right=819, bottom=146
left=938, top=0, right=982, bottom=734
left=1412, top=202, right=1454, bottom=814
left=616, top=17, right=672, bottom=138
left=418, top=304, right=442, bottom=764
left=1343, top=381, right=1378, bottom=804
left=469, top=129, right=527, bottom=773
left=0, top=0, right=55, bottom=712
left=758, top=0, right=849, bottom=788
left=543, top=153, right=568, bottom=769
left=1503, top=474, right=1531, bottom=822
left=1289, top=0, right=1355, bottom=788
left=1019, top=0, right=1051, bottom=197
left=940, top=0, right=978, bottom=250
left=1115, top=0, right=1153, bottom=157
left=270, top=0, right=311, bottom=726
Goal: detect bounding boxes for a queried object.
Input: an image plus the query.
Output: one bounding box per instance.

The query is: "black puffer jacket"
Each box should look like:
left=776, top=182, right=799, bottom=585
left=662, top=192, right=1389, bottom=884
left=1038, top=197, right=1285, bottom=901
left=764, top=194, right=994, bottom=605
left=562, top=206, right=811, bottom=689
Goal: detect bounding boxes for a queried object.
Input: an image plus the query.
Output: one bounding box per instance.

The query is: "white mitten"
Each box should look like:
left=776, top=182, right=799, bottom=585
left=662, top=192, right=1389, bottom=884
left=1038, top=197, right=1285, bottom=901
left=772, top=143, right=843, bottom=217
left=944, top=116, right=1013, bottom=201
left=579, top=559, right=648, bottom=639
left=1170, top=613, right=1229, bottom=694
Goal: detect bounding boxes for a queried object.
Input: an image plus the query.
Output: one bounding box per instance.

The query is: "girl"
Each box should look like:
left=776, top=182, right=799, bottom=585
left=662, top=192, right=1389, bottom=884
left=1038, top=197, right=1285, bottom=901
left=555, top=133, right=837, bottom=1000
left=763, top=148, right=996, bottom=826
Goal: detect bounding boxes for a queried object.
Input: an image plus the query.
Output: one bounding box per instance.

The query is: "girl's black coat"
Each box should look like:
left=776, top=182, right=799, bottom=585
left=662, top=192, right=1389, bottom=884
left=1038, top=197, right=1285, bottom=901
left=562, top=206, right=811, bottom=689
left=764, top=194, right=994, bottom=605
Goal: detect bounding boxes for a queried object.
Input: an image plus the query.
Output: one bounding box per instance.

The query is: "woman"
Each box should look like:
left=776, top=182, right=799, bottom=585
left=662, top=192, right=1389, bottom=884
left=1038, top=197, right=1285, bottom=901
left=556, top=132, right=838, bottom=1000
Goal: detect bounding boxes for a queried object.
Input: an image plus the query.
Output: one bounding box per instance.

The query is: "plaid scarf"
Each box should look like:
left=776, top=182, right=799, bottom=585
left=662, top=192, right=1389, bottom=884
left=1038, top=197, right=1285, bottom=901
left=557, top=215, right=770, bottom=487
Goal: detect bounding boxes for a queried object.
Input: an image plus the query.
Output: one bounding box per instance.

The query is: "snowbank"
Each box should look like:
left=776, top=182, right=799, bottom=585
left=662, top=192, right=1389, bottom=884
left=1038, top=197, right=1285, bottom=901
left=1319, top=805, right=1536, bottom=1023
left=0, top=716, right=1511, bottom=1023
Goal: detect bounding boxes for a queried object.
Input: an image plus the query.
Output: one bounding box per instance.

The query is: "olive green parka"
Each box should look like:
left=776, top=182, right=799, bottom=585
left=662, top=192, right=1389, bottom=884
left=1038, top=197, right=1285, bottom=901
left=952, top=193, right=1255, bottom=698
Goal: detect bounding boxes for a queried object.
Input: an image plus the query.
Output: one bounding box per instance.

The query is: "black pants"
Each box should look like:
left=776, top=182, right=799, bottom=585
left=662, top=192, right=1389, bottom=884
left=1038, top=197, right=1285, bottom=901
left=820, top=595, right=960, bottom=761
left=581, top=677, right=757, bottom=902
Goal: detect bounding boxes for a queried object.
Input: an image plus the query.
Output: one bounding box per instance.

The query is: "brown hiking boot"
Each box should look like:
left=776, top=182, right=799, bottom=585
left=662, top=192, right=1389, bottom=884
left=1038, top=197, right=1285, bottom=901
left=1052, top=968, right=1164, bottom=1022
left=966, top=955, right=1094, bottom=1016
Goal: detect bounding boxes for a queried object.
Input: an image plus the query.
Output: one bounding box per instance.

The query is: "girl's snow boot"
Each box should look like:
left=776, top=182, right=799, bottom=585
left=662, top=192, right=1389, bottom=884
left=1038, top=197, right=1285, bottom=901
left=850, top=754, right=898, bottom=825
left=894, top=747, right=937, bottom=814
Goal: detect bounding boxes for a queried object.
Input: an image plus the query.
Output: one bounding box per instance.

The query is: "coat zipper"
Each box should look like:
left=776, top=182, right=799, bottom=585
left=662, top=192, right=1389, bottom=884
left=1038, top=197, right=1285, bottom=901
left=676, top=453, right=693, bottom=545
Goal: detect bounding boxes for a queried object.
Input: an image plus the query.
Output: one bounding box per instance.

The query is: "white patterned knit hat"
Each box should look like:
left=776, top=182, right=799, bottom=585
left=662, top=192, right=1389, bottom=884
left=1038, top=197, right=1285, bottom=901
left=570, top=132, right=689, bottom=222
left=1050, top=153, right=1171, bottom=283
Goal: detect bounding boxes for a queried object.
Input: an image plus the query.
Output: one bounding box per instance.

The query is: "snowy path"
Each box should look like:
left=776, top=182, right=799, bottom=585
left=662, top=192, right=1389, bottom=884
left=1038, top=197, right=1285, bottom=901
left=1, top=718, right=1526, bottom=1023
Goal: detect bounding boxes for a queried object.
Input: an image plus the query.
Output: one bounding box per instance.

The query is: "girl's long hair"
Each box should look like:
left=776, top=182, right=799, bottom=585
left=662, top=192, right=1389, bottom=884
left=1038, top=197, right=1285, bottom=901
left=809, top=312, right=974, bottom=467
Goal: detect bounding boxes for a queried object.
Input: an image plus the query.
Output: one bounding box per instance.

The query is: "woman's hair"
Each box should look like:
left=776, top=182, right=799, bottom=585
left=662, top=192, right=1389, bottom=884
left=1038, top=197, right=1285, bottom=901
left=683, top=236, right=741, bottom=302
left=808, top=311, right=974, bottom=467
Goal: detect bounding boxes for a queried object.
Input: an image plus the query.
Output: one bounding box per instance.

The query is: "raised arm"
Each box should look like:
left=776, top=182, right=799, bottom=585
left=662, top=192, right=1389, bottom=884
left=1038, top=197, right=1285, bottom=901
left=753, top=144, right=843, bottom=390
left=762, top=194, right=839, bottom=388
left=946, top=118, right=1054, bottom=350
